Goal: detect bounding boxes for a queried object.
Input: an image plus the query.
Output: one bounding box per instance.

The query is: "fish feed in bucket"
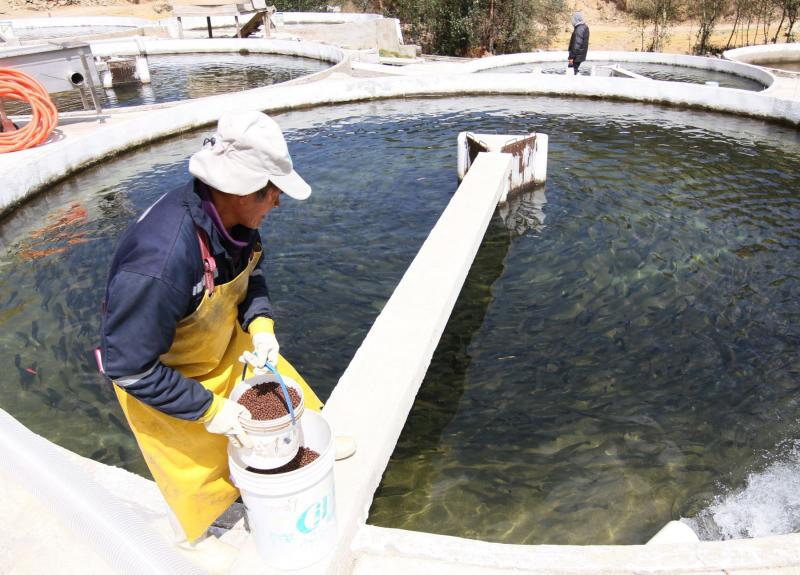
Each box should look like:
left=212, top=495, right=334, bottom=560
left=228, top=410, right=337, bottom=569
left=229, top=374, right=305, bottom=470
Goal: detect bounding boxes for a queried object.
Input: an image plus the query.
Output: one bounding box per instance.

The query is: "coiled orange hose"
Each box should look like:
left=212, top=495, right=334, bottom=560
left=0, top=67, right=58, bottom=153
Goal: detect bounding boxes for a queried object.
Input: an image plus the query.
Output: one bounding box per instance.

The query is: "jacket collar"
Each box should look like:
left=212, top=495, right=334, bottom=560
left=184, top=179, right=229, bottom=257
left=184, top=179, right=258, bottom=262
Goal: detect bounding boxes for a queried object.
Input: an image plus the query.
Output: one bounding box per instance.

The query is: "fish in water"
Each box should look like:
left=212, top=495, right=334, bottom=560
left=31, top=387, right=61, bottom=408
left=72, top=398, right=101, bottom=421
left=58, top=369, right=76, bottom=392
left=15, top=331, right=41, bottom=349
left=79, top=381, right=108, bottom=403
left=31, top=320, right=39, bottom=342
left=90, top=447, right=108, bottom=461
left=53, top=302, right=66, bottom=330
left=5, top=290, right=18, bottom=305
left=50, top=335, right=68, bottom=363
left=108, top=412, right=129, bottom=433
left=16, top=360, right=37, bottom=390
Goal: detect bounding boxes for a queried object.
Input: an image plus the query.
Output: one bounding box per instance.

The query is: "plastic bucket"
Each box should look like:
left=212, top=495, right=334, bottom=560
left=228, top=410, right=337, bottom=569
left=229, top=374, right=305, bottom=469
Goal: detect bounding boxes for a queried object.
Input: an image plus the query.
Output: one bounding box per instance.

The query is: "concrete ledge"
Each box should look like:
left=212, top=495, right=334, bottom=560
left=351, top=525, right=800, bottom=574
left=88, top=37, right=347, bottom=65
left=8, top=16, right=157, bottom=29
left=725, top=43, right=800, bottom=65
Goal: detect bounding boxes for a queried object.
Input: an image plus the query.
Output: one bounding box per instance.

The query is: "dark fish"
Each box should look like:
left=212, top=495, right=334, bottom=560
left=90, top=447, right=108, bottom=461
left=44, top=388, right=62, bottom=408
left=31, top=321, right=39, bottom=342
left=58, top=369, right=76, bottom=392
left=14, top=354, right=21, bottom=368
left=73, top=399, right=101, bottom=421
left=80, top=382, right=107, bottom=403
left=5, top=290, right=18, bottom=305
left=40, top=290, right=53, bottom=311
left=53, top=335, right=68, bottom=362
left=15, top=331, right=38, bottom=348
left=117, top=445, right=128, bottom=464
left=108, top=412, right=129, bottom=433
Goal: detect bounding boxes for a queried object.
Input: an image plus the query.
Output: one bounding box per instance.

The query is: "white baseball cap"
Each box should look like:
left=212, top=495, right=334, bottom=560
left=189, top=111, right=311, bottom=199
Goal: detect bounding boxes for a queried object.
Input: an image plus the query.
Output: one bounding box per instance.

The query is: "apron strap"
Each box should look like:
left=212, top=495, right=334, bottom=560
left=195, top=227, right=216, bottom=296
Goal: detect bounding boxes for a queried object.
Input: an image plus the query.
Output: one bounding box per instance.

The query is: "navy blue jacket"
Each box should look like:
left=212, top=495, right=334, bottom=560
left=100, top=179, right=273, bottom=420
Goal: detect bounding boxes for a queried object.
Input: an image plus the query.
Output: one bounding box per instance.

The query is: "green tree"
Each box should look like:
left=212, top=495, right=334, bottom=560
left=690, top=0, right=728, bottom=54
left=628, top=0, right=681, bottom=51
left=379, top=0, right=566, bottom=56
left=271, top=0, right=330, bottom=10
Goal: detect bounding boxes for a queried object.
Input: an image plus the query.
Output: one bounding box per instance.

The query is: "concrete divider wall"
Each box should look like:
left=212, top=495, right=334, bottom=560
left=725, top=43, right=800, bottom=65
left=88, top=37, right=347, bottom=65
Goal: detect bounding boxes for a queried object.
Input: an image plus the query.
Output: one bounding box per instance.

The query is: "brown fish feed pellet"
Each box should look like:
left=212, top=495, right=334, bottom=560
left=246, top=447, right=320, bottom=474
left=238, top=382, right=301, bottom=420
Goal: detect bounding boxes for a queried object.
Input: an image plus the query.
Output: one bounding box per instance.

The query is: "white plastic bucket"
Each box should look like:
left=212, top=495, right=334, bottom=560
left=228, top=410, right=337, bottom=569
left=229, top=374, right=305, bottom=469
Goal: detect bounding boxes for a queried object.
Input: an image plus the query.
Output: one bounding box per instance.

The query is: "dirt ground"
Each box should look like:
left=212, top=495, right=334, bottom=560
left=0, top=0, right=760, bottom=55
left=553, top=0, right=740, bottom=54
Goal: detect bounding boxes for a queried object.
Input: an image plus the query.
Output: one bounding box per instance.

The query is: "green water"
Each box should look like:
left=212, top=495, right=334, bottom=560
left=1, top=97, right=799, bottom=544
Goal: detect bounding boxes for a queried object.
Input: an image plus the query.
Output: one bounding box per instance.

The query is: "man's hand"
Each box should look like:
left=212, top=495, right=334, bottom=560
left=568, top=58, right=574, bottom=67
left=238, top=331, right=280, bottom=375
left=204, top=398, right=253, bottom=448
left=253, top=331, right=280, bottom=367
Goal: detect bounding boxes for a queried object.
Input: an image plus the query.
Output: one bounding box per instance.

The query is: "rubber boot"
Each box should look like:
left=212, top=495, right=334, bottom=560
left=177, top=534, right=239, bottom=575
left=168, top=509, right=238, bottom=575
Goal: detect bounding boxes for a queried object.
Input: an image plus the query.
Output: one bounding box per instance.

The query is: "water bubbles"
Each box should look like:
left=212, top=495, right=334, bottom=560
left=685, top=441, right=800, bottom=539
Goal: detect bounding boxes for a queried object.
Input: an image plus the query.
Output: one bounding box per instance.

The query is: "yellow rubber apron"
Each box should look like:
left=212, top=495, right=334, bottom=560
left=114, top=242, right=322, bottom=541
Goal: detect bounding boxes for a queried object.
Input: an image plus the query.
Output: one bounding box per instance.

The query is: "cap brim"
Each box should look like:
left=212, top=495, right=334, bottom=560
left=270, top=170, right=311, bottom=200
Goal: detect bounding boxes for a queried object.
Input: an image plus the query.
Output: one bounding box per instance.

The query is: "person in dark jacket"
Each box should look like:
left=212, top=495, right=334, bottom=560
left=568, top=12, right=590, bottom=75
left=100, top=111, right=352, bottom=566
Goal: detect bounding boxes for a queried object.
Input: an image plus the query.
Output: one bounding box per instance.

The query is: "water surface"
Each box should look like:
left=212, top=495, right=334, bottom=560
left=757, top=60, right=800, bottom=73
left=481, top=61, right=765, bottom=91
left=6, top=53, right=330, bottom=113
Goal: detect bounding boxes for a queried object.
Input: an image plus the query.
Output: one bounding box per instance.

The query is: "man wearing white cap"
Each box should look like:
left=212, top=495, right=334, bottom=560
left=100, top=111, right=352, bottom=567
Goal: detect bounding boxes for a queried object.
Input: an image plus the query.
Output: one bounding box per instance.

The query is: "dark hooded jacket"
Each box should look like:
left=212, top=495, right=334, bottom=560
left=568, top=22, right=590, bottom=64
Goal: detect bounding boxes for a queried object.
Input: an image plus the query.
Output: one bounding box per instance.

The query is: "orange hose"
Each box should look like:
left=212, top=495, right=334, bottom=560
left=0, top=67, right=58, bottom=154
